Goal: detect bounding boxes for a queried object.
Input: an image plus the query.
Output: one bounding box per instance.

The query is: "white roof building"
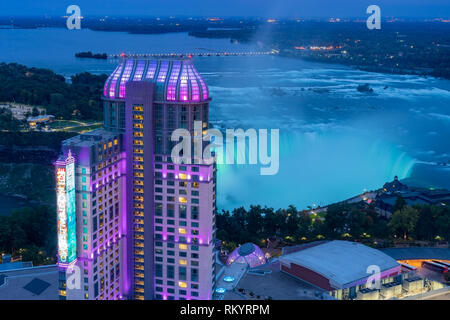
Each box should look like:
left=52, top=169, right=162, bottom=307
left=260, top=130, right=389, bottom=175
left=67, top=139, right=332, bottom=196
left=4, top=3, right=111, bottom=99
left=279, top=240, right=401, bottom=290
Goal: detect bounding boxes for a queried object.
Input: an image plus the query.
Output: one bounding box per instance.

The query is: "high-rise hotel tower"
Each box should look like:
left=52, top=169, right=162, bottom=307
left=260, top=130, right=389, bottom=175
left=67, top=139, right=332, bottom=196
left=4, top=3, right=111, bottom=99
left=56, top=58, right=217, bottom=300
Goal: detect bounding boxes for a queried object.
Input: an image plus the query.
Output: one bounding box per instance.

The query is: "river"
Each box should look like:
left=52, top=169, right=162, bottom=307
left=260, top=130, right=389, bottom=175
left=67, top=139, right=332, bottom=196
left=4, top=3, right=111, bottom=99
left=1, top=27, right=449, bottom=210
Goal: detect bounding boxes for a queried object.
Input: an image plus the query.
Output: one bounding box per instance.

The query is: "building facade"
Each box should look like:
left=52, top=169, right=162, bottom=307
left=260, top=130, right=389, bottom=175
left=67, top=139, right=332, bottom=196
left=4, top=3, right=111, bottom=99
left=56, top=58, right=217, bottom=300
left=56, top=129, right=126, bottom=300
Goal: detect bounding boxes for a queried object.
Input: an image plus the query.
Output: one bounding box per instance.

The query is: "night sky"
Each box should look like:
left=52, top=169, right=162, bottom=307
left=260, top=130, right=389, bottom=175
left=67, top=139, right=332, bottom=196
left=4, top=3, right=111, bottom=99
left=1, top=0, right=449, bottom=18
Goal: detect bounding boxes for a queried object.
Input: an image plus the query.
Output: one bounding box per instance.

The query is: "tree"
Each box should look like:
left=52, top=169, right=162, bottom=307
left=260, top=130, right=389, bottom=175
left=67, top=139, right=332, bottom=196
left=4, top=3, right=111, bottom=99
left=388, top=206, right=419, bottom=239
left=323, top=204, right=350, bottom=238
left=415, top=205, right=438, bottom=240
left=21, top=245, right=49, bottom=266
left=392, top=195, right=406, bottom=213
left=31, top=106, right=40, bottom=117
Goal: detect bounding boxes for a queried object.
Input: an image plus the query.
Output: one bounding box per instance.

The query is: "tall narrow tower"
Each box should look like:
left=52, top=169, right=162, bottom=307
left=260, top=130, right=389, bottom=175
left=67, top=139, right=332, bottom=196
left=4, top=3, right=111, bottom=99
left=102, top=58, right=217, bottom=300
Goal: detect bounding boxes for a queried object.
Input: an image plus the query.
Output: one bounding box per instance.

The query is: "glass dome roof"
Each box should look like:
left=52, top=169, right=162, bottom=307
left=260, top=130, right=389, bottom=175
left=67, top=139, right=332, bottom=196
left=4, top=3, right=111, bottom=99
left=103, top=58, right=209, bottom=102
left=226, top=243, right=266, bottom=268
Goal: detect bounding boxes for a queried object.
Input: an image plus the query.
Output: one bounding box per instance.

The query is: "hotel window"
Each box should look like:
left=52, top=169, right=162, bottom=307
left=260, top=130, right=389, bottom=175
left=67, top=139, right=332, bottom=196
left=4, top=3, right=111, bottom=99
left=179, top=267, right=187, bottom=280
left=179, top=259, right=187, bottom=266
left=155, top=203, right=163, bottom=216
left=178, top=197, right=187, bottom=204
left=191, top=206, right=199, bottom=220
left=167, top=266, right=174, bottom=279
left=191, top=269, right=199, bottom=282
left=155, top=136, right=163, bottom=154
left=154, top=104, right=163, bottom=129
left=178, top=204, right=187, bottom=219
left=167, top=204, right=175, bottom=217
left=166, top=106, right=176, bottom=130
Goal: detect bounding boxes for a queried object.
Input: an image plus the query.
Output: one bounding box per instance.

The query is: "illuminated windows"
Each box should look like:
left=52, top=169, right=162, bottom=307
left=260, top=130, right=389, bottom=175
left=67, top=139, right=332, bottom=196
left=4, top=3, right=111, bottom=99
left=178, top=281, right=187, bottom=288
left=179, top=173, right=187, bottom=180
left=179, top=259, right=187, bottom=266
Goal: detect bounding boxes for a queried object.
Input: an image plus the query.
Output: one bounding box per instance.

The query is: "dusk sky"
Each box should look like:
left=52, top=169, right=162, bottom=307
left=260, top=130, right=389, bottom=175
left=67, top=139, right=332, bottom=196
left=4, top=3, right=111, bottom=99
left=1, top=0, right=449, bottom=18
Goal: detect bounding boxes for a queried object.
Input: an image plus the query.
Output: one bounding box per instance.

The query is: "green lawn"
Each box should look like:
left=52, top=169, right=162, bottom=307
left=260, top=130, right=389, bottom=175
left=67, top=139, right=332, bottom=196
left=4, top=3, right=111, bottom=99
left=48, top=120, right=102, bottom=133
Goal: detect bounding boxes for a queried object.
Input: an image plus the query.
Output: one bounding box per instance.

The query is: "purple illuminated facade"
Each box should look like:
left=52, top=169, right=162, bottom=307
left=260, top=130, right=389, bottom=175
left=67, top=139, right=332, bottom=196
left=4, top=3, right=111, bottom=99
left=58, top=58, right=216, bottom=300
left=57, top=130, right=125, bottom=300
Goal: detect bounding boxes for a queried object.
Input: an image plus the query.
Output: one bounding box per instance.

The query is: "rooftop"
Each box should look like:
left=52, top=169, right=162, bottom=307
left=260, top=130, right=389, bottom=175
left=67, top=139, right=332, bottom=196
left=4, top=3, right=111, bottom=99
left=381, top=247, right=450, bottom=260
left=62, top=128, right=118, bottom=148
left=224, top=261, right=321, bottom=300
left=0, top=265, right=58, bottom=300
left=0, top=261, right=33, bottom=272
left=103, top=59, right=209, bottom=102
left=279, top=240, right=400, bottom=288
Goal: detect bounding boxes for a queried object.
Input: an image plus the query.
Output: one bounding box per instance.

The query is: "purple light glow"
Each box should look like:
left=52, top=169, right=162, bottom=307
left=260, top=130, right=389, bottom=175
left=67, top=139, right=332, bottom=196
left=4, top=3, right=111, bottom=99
left=108, top=62, right=125, bottom=98
left=167, top=61, right=181, bottom=101
left=103, top=59, right=209, bottom=102
left=227, top=243, right=266, bottom=268
left=132, top=60, right=146, bottom=81
left=179, top=62, right=189, bottom=101
left=145, top=61, right=157, bottom=79
left=157, top=61, right=169, bottom=83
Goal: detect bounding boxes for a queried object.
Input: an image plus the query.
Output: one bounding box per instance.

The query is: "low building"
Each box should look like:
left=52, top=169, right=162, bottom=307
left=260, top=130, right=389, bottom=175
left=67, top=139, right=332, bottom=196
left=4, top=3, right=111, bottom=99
left=279, top=241, right=401, bottom=299
left=376, top=178, right=450, bottom=217
left=227, top=243, right=266, bottom=268
left=27, top=114, right=55, bottom=127
left=0, top=264, right=58, bottom=300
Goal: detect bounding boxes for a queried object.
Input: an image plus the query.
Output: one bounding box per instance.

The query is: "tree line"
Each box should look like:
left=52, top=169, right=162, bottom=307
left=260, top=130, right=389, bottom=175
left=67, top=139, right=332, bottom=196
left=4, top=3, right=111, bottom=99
left=0, top=63, right=107, bottom=120
left=0, top=206, right=56, bottom=266
left=216, top=197, right=450, bottom=252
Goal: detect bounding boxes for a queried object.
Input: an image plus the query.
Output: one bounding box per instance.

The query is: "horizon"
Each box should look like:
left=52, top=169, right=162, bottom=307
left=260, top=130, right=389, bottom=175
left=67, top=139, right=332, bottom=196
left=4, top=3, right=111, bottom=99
left=1, top=0, right=450, bottom=19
